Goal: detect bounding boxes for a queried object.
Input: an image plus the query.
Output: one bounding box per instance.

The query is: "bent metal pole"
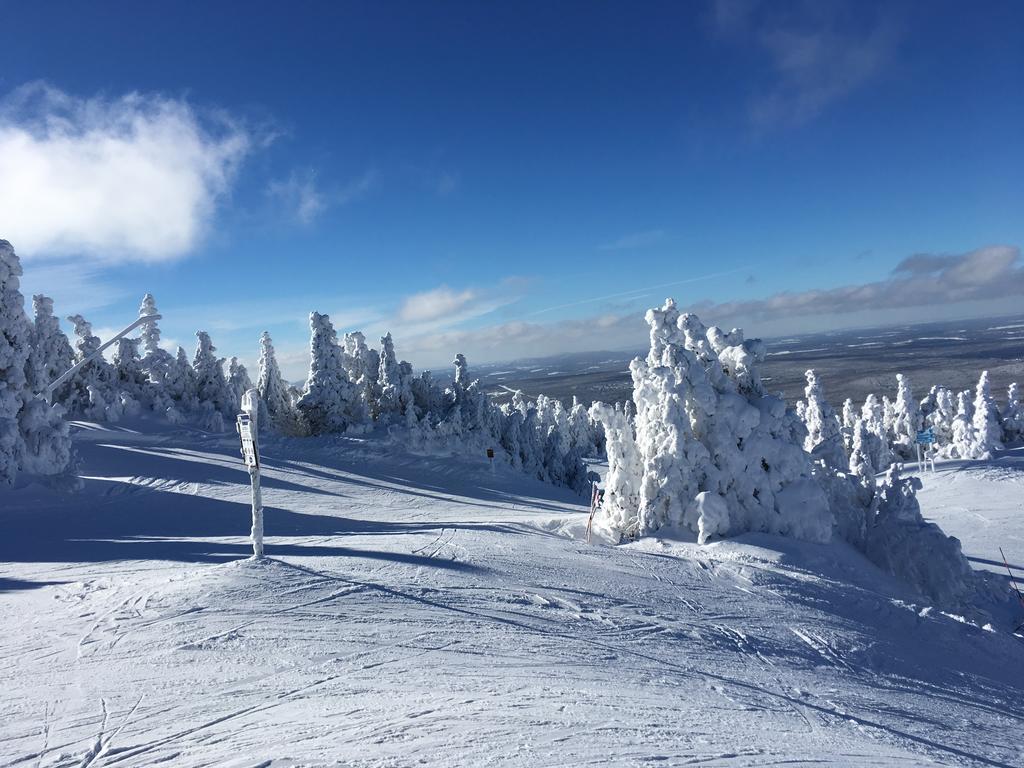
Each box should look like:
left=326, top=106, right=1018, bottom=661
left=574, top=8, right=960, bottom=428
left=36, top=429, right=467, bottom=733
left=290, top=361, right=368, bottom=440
left=41, top=314, right=162, bottom=401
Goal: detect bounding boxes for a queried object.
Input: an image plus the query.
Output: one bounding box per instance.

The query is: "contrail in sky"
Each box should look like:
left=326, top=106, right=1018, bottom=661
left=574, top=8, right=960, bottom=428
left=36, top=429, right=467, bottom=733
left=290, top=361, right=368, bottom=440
left=523, top=266, right=749, bottom=318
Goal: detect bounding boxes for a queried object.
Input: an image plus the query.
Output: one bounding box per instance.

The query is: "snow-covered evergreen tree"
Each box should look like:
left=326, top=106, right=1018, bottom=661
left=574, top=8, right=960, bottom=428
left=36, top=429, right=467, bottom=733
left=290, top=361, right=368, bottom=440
left=377, top=332, right=413, bottom=423
left=859, top=393, right=893, bottom=471
left=226, top=357, right=252, bottom=414
left=890, top=374, right=921, bottom=458
left=66, top=314, right=116, bottom=419
left=342, top=331, right=380, bottom=418
left=969, top=371, right=1002, bottom=459
left=296, top=312, right=358, bottom=435
left=948, top=390, right=975, bottom=459
left=848, top=419, right=876, bottom=488
left=590, top=401, right=643, bottom=537
left=26, top=295, right=75, bottom=398
left=0, top=240, right=72, bottom=484
left=1002, top=382, right=1023, bottom=445
left=137, top=294, right=176, bottom=407
left=927, top=386, right=956, bottom=448
left=192, top=331, right=232, bottom=431
left=802, top=369, right=846, bottom=470
left=256, top=331, right=300, bottom=435
left=593, top=299, right=829, bottom=544
left=841, top=398, right=857, bottom=430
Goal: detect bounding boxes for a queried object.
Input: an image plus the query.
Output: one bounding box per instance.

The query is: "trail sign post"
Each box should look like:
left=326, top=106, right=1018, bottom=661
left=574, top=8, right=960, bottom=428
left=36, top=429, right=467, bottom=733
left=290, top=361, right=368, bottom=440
left=237, top=389, right=263, bottom=559
left=486, top=447, right=495, bottom=473
left=915, top=427, right=936, bottom=474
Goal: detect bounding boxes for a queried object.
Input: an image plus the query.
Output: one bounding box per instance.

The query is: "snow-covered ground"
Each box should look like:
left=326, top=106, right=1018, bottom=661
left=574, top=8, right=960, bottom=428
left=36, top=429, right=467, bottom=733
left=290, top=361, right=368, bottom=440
left=913, top=449, right=1024, bottom=577
left=1, top=422, right=1023, bottom=767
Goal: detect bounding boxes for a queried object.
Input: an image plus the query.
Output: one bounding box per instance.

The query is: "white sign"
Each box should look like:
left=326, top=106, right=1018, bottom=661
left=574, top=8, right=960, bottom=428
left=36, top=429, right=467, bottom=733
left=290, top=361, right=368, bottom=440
left=237, top=414, right=259, bottom=469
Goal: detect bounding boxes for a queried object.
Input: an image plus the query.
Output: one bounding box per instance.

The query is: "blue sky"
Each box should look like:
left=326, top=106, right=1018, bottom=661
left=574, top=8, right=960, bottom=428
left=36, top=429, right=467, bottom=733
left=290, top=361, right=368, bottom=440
left=1, top=0, right=1022, bottom=378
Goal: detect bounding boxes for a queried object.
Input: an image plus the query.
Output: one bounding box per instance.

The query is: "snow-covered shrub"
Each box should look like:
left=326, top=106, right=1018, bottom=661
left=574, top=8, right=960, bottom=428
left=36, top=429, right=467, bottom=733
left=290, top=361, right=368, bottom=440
left=863, top=464, right=977, bottom=606
left=801, top=369, right=846, bottom=471
left=0, top=240, right=72, bottom=484
left=1002, top=383, right=1023, bottom=445
left=592, top=299, right=830, bottom=544
left=296, top=312, right=359, bottom=435
left=970, top=371, right=1003, bottom=459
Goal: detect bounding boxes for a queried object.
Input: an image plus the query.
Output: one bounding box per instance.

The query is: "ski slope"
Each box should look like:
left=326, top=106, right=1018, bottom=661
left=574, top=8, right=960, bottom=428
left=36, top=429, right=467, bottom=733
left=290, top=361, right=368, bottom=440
left=1, top=422, right=1023, bottom=767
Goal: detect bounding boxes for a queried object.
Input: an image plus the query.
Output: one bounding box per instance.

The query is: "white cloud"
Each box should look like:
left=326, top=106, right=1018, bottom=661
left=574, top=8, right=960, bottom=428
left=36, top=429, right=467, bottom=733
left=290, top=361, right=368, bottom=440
left=398, top=285, right=480, bottom=323
left=17, top=258, right=128, bottom=314
left=267, top=168, right=378, bottom=225
left=712, top=1, right=899, bottom=128
left=0, top=81, right=253, bottom=261
left=267, top=170, right=325, bottom=224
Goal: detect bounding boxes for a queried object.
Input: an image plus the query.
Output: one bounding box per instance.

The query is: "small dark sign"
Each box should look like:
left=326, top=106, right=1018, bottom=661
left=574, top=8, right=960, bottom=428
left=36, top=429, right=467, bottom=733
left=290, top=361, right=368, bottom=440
left=486, top=448, right=495, bottom=459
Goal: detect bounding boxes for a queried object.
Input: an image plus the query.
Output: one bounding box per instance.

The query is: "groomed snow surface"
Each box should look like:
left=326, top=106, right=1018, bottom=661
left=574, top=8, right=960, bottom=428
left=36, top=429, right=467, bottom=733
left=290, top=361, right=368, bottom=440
left=2, top=422, right=1023, bottom=767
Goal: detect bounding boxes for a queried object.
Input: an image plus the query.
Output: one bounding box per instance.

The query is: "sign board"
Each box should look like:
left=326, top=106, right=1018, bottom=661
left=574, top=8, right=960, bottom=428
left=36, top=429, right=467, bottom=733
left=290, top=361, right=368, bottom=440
left=486, top=448, right=495, bottom=459
left=237, top=413, right=259, bottom=469
left=916, top=428, right=935, bottom=445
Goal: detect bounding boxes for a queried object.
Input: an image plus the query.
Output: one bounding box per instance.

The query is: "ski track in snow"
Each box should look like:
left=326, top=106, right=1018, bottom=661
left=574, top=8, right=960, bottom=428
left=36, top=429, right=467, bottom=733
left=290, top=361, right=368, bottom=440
left=1, top=423, right=1023, bottom=767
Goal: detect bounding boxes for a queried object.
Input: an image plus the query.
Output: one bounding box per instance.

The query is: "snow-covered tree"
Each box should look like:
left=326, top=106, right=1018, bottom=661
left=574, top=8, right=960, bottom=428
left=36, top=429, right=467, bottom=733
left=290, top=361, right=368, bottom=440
left=969, top=371, right=1002, bottom=460
left=26, top=295, right=74, bottom=398
left=256, top=331, right=300, bottom=435
left=66, top=314, right=116, bottom=419
left=881, top=395, right=895, bottom=441
left=802, top=369, right=846, bottom=470
left=592, top=299, right=829, bottom=544
left=590, top=401, right=643, bottom=537
left=948, top=390, right=975, bottom=459
left=0, top=240, right=72, bottom=484
left=1002, top=382, right=1023, bottom=445
left=890, top=374, right=922, bottom=458
left=848, top=419, right=876, bottom=488
left=927, top=386, right=956, bottom=448
left=296, top=312, right=358, bottom=435
left=137, top=294, right=176, bottom=403
left=192, top=331, right=232, bottom=431
left=841, top=398, right=857, bottom=430
left=226, top=357, right=252, bottom=414
left=377, top=332, right=413, bottom=423
left=342, top=331, right=380, bottom=417
left=113, top=337, right=147, bottom=401
left=859, top=393, right=893, bottom=471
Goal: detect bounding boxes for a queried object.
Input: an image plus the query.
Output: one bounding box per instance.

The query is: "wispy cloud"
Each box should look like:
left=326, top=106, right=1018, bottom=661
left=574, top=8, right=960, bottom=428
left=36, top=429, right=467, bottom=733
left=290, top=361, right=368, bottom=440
left=525, top=267, right=748, bottom=317
left=712, top=0, right=900, bottom=128
left=267, top=167, right=378, bottom=225
left=0, top=81, right=255, bottom=261
left=399, top=285, right=479, bottom=323
left=435, top=171, right=459, bottom=197
left=598, top=229, right=667, bottom=251
left=691, top=245, right=1024, bottom=321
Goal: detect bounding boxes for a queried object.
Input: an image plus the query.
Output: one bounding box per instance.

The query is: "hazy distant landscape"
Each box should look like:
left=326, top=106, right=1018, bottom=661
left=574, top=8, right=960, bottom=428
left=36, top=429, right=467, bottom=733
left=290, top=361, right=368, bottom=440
left=478, top=313, right=1024, bottom=408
